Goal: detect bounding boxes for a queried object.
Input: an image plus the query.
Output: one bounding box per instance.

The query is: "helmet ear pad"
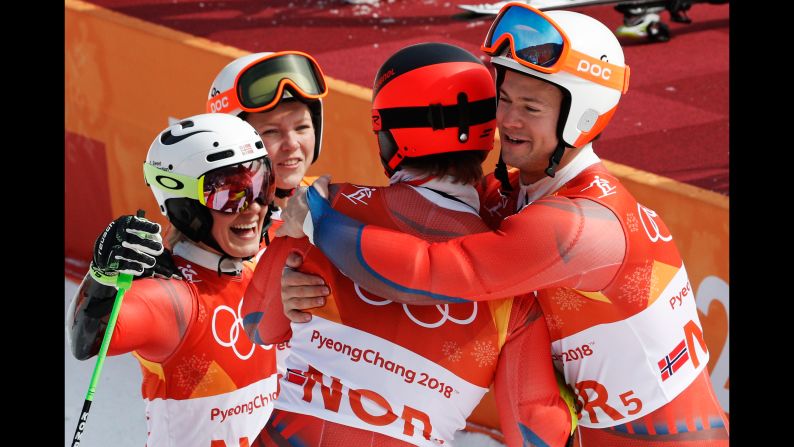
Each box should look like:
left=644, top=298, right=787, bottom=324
left=165, top=198, right=215, bottom=245
left=377, top=130, right=400, bottom=176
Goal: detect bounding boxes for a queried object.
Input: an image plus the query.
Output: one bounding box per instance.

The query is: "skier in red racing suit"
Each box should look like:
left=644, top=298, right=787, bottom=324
left=67, top=114, right=279, bottom=446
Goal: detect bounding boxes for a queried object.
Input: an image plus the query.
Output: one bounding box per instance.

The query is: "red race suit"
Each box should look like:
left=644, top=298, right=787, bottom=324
left=68, top=241, right=278, bottom=447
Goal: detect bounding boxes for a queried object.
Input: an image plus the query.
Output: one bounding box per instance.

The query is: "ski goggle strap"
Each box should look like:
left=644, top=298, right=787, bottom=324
left=482, top=2, right=629, bottom=93
left=207, top=51, right=328, bottom=114
left=372, top=97, right=496, bottom=132
left=372, top=95, right=496, bottom=171
left=143, top=157, right=276, bottom=213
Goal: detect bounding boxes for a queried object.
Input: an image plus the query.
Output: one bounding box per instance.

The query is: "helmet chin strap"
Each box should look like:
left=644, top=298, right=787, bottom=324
left=211, top=200, right=275, bottom=274
left=544, top=142, right=567, bottom=178
left=495, top=151, right=514, bottom=198
left=495, top=141, right=567, bottom=195
left=205, top=220, right=267, bottom=276
left=261, top=203, right=275, bottom=246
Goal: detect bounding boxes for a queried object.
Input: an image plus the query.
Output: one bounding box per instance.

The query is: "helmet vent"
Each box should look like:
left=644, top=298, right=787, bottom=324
left=179, top=120, right=195, bottom=128
left=207, top=150, right=235, bottom=162
left=255, top=141, right=264, bottom=149
left=213, top=142, right=220, bottom=147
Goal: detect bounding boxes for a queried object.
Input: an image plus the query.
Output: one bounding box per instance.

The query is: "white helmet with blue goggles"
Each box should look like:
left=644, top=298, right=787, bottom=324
left=484, top=3, right=630, bottom=149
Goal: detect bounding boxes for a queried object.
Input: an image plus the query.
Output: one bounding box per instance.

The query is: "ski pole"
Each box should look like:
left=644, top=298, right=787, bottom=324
left=71, top=209, right=145, bottom=447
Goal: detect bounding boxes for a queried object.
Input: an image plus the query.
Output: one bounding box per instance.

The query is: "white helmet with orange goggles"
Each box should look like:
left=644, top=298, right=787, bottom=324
left=143, top=113, right=275, bottom=252
left=483, top=2, right=630, bottom=149
left=206, top=51, right=328, bottom=163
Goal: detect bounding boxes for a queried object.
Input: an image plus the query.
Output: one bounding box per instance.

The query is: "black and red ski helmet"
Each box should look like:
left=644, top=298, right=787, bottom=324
left=371, top=43, right=497, bottom=176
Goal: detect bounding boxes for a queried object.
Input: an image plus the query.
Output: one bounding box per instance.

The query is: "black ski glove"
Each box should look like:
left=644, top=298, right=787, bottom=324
left=90, top=215, right=164, bottom=288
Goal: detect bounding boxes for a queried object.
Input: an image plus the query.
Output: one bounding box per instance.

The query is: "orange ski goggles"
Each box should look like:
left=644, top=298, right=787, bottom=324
left=482, top=2, right=629, bottom=93
left=207, top=51, right=328, bottom=114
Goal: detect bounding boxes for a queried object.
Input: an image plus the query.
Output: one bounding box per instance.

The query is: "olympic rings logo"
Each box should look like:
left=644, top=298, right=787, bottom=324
left=353, top=283, right=477, bottom=329
left=212, top=297, right=273, bottom=360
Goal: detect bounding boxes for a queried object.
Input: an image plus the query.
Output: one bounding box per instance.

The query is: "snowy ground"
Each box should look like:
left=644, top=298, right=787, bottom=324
left=64, top=277, right=503, bottom=447
left=64, top=278, right=146, bottom=447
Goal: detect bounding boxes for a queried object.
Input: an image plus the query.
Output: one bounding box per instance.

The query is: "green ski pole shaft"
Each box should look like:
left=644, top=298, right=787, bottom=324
left=71, top=209, right=145, bottom=446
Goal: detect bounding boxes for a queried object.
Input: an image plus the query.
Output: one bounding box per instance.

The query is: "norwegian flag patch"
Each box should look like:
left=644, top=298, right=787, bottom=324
left=658, top=340, right=689, bottom=381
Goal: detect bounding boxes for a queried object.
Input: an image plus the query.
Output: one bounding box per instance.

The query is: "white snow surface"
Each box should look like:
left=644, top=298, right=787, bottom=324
left=64, top=277, right=504, bottom=446
left=64, top=278, right=147, bottom=447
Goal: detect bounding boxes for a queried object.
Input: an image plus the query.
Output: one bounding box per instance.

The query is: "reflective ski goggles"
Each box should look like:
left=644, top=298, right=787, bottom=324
left=207, top=51, right=328, bottom=114
left=144, top=157, right=276, bottom=213
left=482, top=2, right=629, bottom=93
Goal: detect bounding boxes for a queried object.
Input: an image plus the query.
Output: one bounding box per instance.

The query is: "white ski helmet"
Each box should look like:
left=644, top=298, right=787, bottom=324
left=143, top=113, right=275, bottom=250
left=206, top=51, right=327, bottom=164
left=487, top=6, right=630, bottom=149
